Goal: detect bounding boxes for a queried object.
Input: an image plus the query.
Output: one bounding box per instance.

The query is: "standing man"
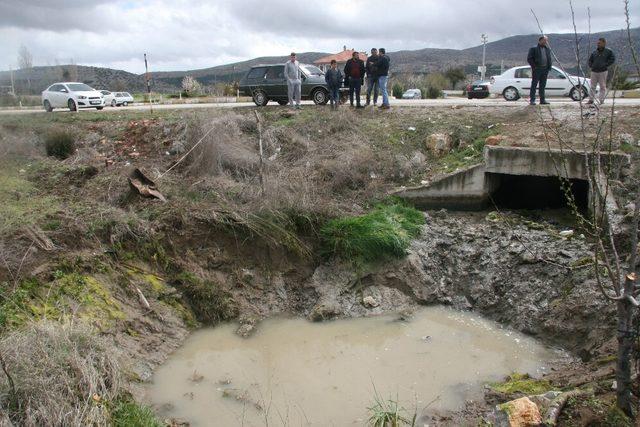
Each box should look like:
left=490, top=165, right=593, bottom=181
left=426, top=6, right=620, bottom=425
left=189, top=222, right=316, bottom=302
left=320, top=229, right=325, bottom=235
left=377, top=48, right=391, bottom=109
left=325, top=59, right=343, bottom=110
left=527, top=36, right=552, bottom=105
left=285, top=52, right=302, bottom=109
left=587, top=38, right=615, bottom=105
left=344, top=51, right=365, bottom=108
left=365, top=48, right=379, bottom=106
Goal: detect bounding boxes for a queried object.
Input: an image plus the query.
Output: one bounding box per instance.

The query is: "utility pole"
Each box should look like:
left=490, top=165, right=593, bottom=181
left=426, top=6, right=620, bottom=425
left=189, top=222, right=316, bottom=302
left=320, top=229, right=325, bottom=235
left=481, top=34, right=488, bottom=81
left=144, top=53, right=153, bottom=114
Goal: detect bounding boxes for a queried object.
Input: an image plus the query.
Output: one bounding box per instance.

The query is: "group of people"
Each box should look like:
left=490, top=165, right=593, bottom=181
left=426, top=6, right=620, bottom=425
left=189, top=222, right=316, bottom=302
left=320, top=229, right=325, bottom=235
left=285, top=35, right=617, bottom=110
left=284, top=49, right=391, bottom=110
left=324, top=48, right=391, bottom=109
left=527, top=35, right=616, bottom=105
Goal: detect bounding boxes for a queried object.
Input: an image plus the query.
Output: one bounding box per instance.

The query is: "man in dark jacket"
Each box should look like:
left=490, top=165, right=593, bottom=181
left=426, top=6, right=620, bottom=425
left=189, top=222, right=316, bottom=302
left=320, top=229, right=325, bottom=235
left=365, top=48, right=379, bottom=106
left=587, top=38, right=616, bottom=104
left=344, top=51, right=366, bottom=108
left=377, top=48, right=391, bottom=109
left=325, top=59, right=343, bottom=109
left=527, top=36, right=552, bottom=105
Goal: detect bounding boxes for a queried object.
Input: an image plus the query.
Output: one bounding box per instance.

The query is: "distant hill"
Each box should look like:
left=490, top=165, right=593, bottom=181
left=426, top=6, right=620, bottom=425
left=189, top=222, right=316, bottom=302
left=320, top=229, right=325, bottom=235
left=0, top=64, right=149, bottom=96
left=1, top=28, right=638, bottom=95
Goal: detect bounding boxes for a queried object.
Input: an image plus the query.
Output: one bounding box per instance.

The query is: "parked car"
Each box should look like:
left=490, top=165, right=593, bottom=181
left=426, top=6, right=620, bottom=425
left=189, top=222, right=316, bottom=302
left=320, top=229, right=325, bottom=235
left=490, top=66, right=590, bottom=101
left=99, top=90, right=116, bottom=106
left=466, top=80, right=491, bottom=99
left=111, top=92, right=134, bottom=106
left=239, top=64, right=344, bottom=106
left=42, top=82, right=105, bottom=112
left=401, top=89, right=422, bottom=99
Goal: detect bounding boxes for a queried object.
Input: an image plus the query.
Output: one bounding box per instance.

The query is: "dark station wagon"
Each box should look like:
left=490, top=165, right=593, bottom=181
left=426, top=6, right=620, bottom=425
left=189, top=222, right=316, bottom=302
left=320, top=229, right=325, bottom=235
left=239, top=63, right=346, bottom=106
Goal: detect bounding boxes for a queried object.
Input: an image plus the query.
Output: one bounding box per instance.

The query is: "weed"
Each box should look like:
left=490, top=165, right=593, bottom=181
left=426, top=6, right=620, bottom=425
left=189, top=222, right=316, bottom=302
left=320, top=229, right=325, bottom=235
left=44, top=129, right=76, bottom=159
left=367, top=393, right=415, bottom=427
left=0, top=321, right=121, bottom=426
left=321, top=202, right=425, bottom=264
left=111, top=399, right=162, bottom=427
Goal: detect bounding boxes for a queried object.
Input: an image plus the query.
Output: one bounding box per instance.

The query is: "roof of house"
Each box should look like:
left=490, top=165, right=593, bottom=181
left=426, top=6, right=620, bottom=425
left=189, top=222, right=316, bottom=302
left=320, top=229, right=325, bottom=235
left=314, top=49, right=367, bottom=64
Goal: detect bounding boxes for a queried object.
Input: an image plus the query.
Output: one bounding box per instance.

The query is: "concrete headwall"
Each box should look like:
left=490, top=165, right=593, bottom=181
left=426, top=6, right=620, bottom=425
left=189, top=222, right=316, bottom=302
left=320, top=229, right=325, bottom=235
left=484, top=145, right=629, bottom=180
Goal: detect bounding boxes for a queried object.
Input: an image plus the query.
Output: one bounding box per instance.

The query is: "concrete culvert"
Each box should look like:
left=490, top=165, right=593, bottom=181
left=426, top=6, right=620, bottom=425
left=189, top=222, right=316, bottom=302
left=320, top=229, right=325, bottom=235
left=488, top=174, right=589, bottom=211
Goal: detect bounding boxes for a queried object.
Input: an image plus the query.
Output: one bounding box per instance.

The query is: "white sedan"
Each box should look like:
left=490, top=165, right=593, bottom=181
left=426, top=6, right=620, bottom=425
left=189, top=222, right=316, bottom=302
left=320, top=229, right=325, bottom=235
left=112, top=92, right=134, bottom=106
left=490, top=66, right=591, bottom=102
left=99, top=90, right=116, bottom=106
left=42, top=82, right=105, bottom=112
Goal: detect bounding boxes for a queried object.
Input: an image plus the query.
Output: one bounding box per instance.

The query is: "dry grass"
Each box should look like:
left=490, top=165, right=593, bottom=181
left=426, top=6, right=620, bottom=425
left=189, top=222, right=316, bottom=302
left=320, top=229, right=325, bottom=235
left=0, top=321, right=121, bottom=426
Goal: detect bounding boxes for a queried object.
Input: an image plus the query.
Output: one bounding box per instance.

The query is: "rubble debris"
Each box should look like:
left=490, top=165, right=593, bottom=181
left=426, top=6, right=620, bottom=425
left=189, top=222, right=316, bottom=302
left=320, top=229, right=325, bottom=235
left=128, top=168, right=167, bottom=202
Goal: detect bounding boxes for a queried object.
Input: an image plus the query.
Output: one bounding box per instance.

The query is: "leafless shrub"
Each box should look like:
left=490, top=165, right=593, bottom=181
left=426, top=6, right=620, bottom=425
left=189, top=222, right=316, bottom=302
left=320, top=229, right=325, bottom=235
left=184, top=115, right=258, bottom=178
left=0, top=321, right=121, bottom=426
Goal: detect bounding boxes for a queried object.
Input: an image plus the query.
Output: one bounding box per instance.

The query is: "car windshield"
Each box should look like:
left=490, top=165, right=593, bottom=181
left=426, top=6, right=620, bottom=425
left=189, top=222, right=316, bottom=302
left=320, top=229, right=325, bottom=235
left=124, top=93, right=132, bottom=97
left=300, top=65, right=323, bottom=76
left=67, top=83, right=94, bottom=92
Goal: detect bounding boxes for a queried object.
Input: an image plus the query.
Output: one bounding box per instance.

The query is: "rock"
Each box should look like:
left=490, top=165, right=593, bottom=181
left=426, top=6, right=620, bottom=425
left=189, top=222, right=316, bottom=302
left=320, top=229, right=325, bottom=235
left=169, top=140, right=186, bottom=155
left=617, top=133, right=634, bottom=147
left=489, top=397, right=542, bottom=427
left=362, top=295, right=380, bottom=308
left=485, top=135, right=509, bottom=146
left=409, top=151, right=426, bottom=167
left=425, top=133, right=452, bottom=157
left=559, top=230, right=574, bottom=238
left=309, top=301, right=341, bottom=321
left=236, top=315, right=258, bottom=338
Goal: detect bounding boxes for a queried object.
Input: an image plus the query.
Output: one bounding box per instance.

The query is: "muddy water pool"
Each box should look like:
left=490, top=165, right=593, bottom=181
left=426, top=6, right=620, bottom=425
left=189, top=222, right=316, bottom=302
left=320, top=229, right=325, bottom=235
left=146, top=307, right=560, bottom=426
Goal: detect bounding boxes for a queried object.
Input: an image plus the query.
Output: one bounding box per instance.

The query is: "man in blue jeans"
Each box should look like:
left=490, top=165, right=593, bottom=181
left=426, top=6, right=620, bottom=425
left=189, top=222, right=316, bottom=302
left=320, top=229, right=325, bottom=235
left=324, top=60, right=343, bottom=110
left=527, top=36, right=552, bottom=105
left=377, top=48, right=391, bottom=109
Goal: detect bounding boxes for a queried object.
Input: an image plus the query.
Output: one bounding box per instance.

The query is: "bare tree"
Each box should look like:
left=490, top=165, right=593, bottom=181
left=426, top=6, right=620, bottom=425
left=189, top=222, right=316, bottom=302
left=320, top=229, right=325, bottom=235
left=17, top=45, right=32, bottom=70
left=532, top=0, right=639, bottom=417
left=17, top=45, right=33, bottom=93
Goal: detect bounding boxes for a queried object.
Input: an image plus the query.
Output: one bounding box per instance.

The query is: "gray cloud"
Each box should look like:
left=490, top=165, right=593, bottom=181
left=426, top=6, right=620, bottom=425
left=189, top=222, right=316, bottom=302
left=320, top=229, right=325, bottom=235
left=0, top=0, right=638, bottom=73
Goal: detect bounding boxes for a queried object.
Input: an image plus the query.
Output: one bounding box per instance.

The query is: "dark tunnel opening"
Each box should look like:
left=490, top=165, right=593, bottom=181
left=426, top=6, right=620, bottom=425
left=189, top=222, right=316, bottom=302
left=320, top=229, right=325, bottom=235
left=488, top=173, right=589, bottom=212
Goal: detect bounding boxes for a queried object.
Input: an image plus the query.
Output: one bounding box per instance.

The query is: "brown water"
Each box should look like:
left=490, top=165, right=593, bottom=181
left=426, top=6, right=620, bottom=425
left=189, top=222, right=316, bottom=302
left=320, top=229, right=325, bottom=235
left=146, top=307, right=558, bottom=426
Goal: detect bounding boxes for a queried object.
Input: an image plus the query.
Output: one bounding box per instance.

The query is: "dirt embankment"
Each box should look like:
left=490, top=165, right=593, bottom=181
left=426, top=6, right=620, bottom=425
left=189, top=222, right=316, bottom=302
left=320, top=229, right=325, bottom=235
left=0, top=105, right=638, bottom=425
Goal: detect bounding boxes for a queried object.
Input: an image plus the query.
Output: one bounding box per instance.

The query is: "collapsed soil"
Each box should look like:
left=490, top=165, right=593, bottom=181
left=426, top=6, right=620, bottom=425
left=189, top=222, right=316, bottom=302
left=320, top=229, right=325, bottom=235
left=0, top=104, right=639, bottom=425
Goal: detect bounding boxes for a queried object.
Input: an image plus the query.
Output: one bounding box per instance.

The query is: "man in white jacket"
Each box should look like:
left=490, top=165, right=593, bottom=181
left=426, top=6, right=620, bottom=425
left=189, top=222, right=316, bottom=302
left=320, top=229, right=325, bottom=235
left=284, top=52, right=302, bottom=109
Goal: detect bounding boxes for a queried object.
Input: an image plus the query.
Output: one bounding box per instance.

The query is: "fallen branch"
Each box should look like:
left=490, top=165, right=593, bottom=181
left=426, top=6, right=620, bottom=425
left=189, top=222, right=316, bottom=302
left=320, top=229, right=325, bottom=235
left=135, top=286, right=151, bottom=311
left=544, top=389, right=591, bottom=426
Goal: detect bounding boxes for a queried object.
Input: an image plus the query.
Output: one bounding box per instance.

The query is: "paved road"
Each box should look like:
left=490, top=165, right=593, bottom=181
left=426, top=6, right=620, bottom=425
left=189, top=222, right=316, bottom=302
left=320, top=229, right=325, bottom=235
left=2, top=97, right=640, bottom=115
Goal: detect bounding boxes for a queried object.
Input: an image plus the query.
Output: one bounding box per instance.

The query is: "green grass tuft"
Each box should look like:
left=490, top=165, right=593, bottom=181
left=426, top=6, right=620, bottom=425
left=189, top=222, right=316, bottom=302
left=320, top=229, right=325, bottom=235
left=111, top=400, right=162, bottom=427
left=320, top=202, right=425, bottom=264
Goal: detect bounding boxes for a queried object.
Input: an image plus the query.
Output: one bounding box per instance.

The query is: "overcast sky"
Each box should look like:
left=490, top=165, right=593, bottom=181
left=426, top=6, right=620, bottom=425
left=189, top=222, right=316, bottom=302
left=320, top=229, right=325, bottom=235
left=1, top=0, right=638, bottom=74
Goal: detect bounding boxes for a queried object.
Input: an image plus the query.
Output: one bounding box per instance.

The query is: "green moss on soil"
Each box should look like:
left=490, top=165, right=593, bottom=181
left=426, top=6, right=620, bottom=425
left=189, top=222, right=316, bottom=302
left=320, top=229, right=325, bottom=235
left=489, top=373, right=553, bottom=395
left=0, top=273, right=124, bottom=331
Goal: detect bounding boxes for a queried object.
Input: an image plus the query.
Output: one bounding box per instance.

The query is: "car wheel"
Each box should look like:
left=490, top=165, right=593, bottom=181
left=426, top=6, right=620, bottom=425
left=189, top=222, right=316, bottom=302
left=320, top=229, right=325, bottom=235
left=252, top=90, right=268, bottom=106
left=123, top=101, right=128, bottom=106
left=502, top=87, right=520, bottom=101
left=96, top=107, right=104, bottom=110
left=111, top=99, right=116, bottom=107
left=570, top=86, right=588, bottom=102
left=43, top=100, right=53, bottom=112
left=277, top=100, right=288, bottom=106
left=467, top=95, right=473, bottom=100
left=312, top=88, right=328, bottom=105
left=68, top=99, right=77, bottom=111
